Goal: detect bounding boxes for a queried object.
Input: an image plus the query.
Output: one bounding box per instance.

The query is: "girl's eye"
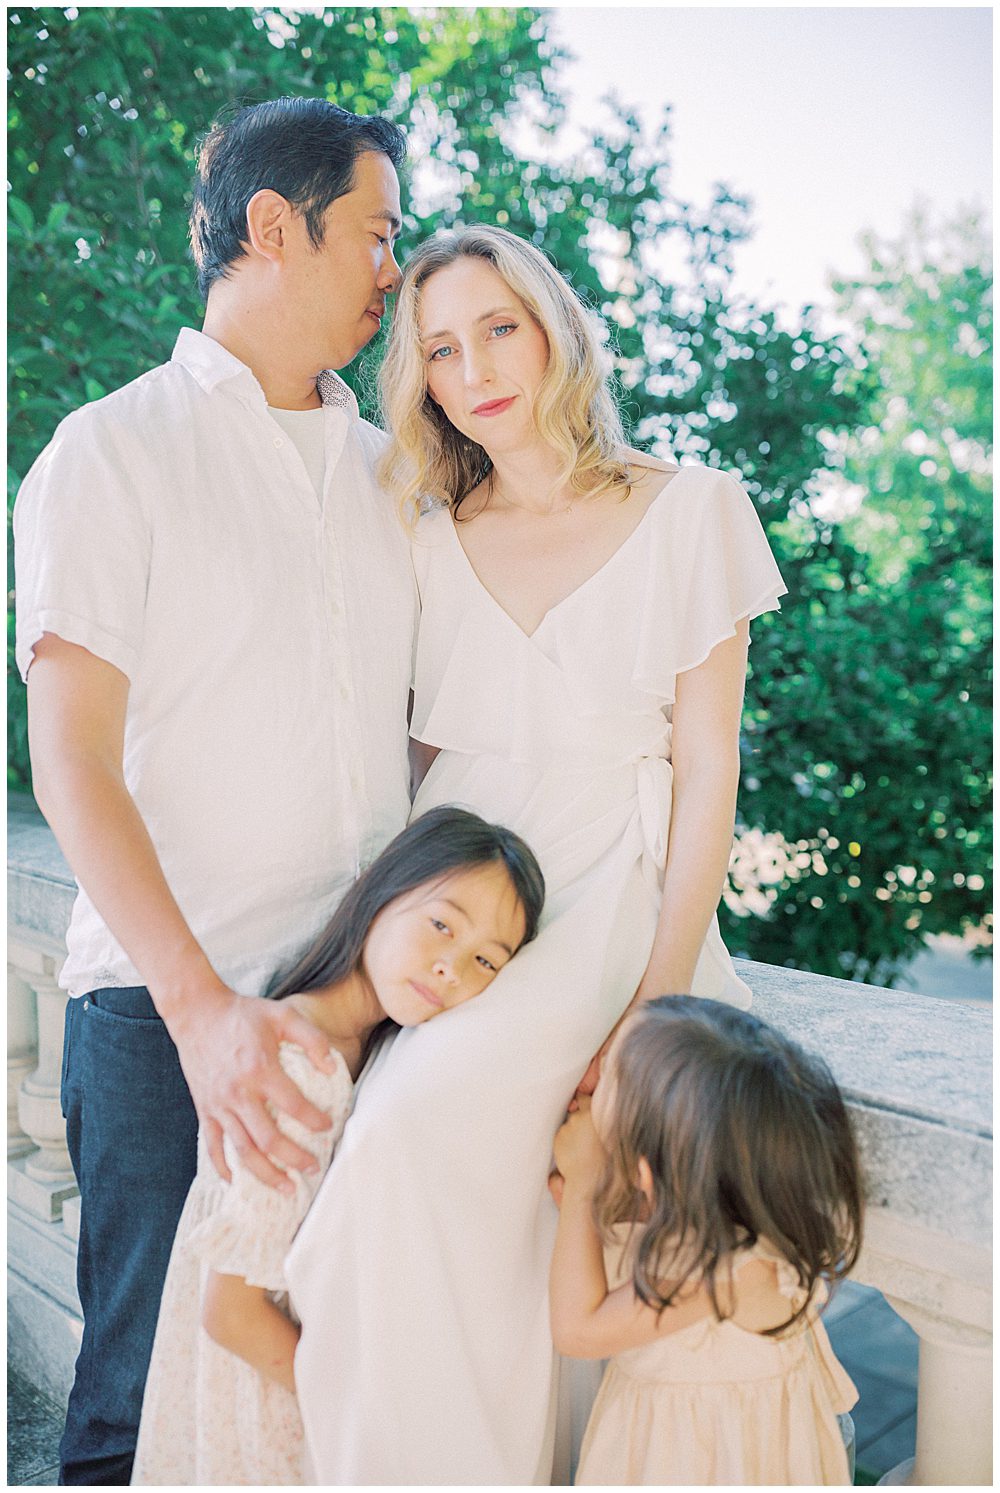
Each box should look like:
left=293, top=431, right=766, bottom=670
left=430, top=918, right=450, bottom=934
left=489, top=322, right=517, bottom=338
left=476, top=955, right=499, bottom=972
left=428, top=345, right=454, bottom=363
left=373, top=234, right=389, bottom=246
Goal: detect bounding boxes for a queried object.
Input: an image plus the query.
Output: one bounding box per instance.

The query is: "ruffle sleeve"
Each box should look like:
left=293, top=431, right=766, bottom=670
left=742, top=1240, right=859, bottom=1415
left=734, top=1236, right=815, bottom=1310
left=185, top=1043, right=353, bottom=1291
left=632, top=466, right=787, bottom=701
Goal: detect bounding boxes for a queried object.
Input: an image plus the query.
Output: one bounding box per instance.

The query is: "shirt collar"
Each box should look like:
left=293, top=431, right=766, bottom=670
left=171, top=328, right=359, bottom=416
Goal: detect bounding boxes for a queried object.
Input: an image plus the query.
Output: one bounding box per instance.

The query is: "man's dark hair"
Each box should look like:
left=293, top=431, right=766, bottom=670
left=189, top=97, right=406, bottom=299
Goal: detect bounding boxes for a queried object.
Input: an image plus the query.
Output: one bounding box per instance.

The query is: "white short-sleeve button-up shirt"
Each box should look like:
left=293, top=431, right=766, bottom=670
left=14, top=328, right=417, bottom=998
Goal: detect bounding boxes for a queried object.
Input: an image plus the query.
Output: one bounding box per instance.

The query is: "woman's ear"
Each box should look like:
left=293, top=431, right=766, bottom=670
left=636, top=1156, right=655, bottom=1202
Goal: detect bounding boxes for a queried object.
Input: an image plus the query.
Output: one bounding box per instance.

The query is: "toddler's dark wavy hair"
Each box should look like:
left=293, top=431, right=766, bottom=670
left=595, top=996, right=863, bottom=1332
left=267, top=805, right=544, bottom=1020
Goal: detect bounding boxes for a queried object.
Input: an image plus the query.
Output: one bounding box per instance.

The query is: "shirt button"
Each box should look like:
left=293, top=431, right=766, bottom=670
left=273, top=437, right=283, bottom=448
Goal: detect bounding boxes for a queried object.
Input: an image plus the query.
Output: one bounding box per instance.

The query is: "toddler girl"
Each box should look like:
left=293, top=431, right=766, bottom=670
left=132, top=805, right=544, bottom=1486
left=550, top=996, right=862, bottom=1486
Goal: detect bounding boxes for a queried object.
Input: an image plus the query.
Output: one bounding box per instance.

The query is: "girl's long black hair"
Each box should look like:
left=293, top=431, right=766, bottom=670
left=596, top=996, right=864, bottom=1333
left=268, top=804, right=545, bottom=1006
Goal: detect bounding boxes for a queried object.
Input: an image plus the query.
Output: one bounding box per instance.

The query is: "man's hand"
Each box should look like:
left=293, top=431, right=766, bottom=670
left=165, top=987, right=341, bottom=1192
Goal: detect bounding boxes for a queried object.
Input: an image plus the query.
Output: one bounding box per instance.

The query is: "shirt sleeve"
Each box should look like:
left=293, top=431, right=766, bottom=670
left=13, top=403, right=153, bottom=682
left=185, top=1044, right=353, bottom=1291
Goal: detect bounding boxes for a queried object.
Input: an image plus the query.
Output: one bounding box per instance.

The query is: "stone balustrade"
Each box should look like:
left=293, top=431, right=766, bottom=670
left=7, top=797, right=992, bottom=1483
left=8, top=795, right=82, bottom=1403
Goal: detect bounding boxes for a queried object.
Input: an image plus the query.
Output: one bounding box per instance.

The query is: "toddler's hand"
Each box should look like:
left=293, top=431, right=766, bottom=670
left=553, top=1099, right=606, bottom=1188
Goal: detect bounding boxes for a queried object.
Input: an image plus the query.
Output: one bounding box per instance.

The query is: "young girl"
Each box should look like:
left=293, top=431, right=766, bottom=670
left=131, top=805, right=544, bottom=1486
left=550, top=996, right=862, bottom=1487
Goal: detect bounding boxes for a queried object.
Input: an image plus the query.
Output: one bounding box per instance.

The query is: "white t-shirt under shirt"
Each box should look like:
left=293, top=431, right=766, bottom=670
left=14, top=328, right=417, bottom=998
left=268, top=404, right=327, bottom=499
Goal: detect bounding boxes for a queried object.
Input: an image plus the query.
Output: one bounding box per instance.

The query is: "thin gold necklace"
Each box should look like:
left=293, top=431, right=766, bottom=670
left=487, top=470, right=575, bottom=517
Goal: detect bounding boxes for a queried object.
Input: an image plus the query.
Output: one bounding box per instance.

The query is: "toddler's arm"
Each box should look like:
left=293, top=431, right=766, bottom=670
left=202, top=1271, right=299, bottom=1394
left=549, top=1104, right=715, bottom=1359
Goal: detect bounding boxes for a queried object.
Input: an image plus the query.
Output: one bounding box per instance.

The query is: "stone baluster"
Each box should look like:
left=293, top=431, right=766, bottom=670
left=879, top=1305, right=992, bottom=1486
left=862, top=1212, right=993, bottom=1487
left=7, top=963, right=37, bottom=1159
left=8, top=939, right=78, bottom=1221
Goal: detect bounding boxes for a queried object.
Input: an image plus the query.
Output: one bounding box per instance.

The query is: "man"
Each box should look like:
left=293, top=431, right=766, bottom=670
left=14, top=97, right=414, bottom=1485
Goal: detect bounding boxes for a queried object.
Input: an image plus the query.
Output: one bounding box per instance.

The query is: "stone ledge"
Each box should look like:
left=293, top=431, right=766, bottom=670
left=744, top=961, right=991, bottom=1258
left=8, top=1271, right=82, bottom=1408
left=8, top=1199, right=81, bottom=1316
left=858, top=1209, right=991, bottom=1337
left=744, top=960, right=990, bottom=1136
left=8, top=1155, right=79, bottom=1224
left=8, top=798, right=76, bottom=959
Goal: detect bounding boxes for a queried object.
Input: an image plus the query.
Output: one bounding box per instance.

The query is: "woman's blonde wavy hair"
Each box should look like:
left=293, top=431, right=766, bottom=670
left=377, top=224, right=633, bottom=523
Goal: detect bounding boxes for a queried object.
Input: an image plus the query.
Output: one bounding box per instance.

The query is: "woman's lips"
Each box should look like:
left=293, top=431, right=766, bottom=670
left=472, top=396, right=516, bottom=417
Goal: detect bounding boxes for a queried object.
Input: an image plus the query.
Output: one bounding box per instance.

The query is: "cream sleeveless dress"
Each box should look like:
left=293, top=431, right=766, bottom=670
left=288, top=465, right=787, bottom=1485
left=576, top=1234, right=858, bottom=1486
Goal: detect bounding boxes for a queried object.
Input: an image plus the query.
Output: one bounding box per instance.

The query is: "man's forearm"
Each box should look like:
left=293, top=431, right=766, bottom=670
left=32, top=749, right=226, bottom=1024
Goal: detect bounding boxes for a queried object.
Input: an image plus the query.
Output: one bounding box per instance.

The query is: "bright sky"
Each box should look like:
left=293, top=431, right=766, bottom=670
left=547, top=4, right=992, bottom=313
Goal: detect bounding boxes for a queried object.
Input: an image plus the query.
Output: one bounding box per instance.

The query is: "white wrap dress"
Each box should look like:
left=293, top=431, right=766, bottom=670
left=288, top=464, right=786, bottom=1485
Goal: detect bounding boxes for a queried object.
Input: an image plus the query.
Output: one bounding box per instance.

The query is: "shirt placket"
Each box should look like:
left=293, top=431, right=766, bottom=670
left=321, top=420, right=371, bottom=879
left=260, top=398, right=366, bottom=877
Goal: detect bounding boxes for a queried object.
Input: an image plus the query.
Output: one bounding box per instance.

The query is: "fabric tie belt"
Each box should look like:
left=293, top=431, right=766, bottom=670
left=635, top=754, right=674, bottom=873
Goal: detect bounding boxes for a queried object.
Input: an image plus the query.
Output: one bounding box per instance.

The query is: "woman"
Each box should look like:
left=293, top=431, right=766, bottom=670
left=287, top=226, right=786, bottom=1484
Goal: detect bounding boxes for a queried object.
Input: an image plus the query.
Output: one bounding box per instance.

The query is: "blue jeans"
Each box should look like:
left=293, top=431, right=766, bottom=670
left=59, top=987, right=198, bottom=1485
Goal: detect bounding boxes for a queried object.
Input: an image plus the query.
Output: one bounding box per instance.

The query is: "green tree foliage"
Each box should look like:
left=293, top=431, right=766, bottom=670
left=7, top=7, right=991, bottom=981
left=720, top=214, right=992, bottom=980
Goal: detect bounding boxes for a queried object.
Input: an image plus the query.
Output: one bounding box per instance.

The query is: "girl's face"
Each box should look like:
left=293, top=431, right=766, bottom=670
left=362, top=862, right=527, bottom=1026
left=418, top=257, right=550, bottom=456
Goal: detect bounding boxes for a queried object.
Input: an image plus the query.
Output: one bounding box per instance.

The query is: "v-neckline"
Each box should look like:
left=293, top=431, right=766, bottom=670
left=445, top=466, right=684, bottom=641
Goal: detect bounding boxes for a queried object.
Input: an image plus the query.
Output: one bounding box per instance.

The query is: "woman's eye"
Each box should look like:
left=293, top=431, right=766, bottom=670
left=476, top=955, right=498, bottom=972
left=428, top=345, right=454, bottom=362
left=489, top=322, right=517, bottom=338
left=373, top=233, right=389, bottom=246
